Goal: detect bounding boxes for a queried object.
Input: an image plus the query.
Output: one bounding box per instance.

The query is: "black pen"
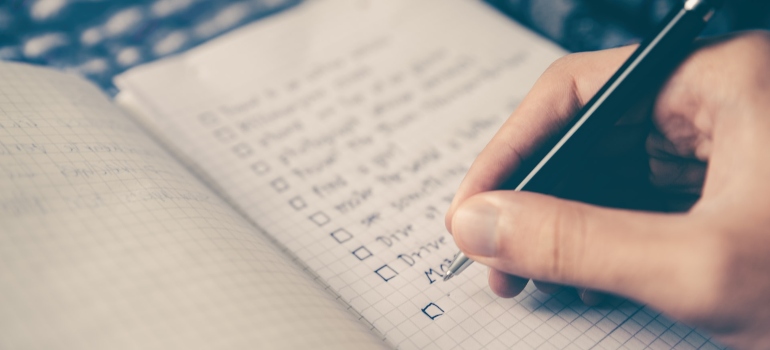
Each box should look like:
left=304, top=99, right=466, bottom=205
left=444, top=0, right=723, bottom=281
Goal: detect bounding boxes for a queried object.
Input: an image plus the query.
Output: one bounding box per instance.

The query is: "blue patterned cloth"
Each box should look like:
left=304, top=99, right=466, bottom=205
left=0, top=0, right=300, bottom=92
left=487, top=0, right=770, bottom=52
left=1, top=0, right=768, bottom=92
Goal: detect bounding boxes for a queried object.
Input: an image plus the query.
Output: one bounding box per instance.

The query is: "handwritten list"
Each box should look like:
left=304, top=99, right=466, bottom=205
left=116, top=0, right=723, bottom=348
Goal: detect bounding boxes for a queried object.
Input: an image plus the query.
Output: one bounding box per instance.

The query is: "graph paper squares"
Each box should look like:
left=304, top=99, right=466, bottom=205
left=250, top=161, right=270, bottom=176
left=374, top=265, right=398, bottom=282
left=232, top=143, right=253, bottom=158
left=270, top=177, right=290, bottom=193
left=351, top=246, right=372, bottom=260
left=288, top=196, right=307, bottom=210
left=330, top=228, right=352, bottom=243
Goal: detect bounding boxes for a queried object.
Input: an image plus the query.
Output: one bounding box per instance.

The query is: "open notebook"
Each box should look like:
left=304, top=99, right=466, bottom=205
left=1, top=0, right=724, bottom=349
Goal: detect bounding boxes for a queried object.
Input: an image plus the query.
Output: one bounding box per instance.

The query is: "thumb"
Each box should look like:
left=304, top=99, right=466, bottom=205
left=450, top=191, right=716, bottom=309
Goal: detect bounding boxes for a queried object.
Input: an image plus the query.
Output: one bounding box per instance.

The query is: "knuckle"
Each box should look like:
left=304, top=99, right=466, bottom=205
left=533, top=202, right=588, bottom=284
left=493, top=196, right=525, bottom=260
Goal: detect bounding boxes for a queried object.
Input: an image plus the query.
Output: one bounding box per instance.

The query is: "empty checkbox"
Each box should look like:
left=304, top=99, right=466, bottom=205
left=374, top=265, right=398, bottom=282
left=213, top=127, right=237, bottom=142
left=309, top=211, right=330, bottom=226
left=198, top=112, right=219, bottom=125
left=232, top=143, right=253, bottom=158
left=330, top=228, right=352, bottom=243
left=351, top=246, right=372, bottom=260
left=250, top=161, right=270, bottom=176
left=270, top=177, right=290, bottom=193
left=421, top=303, right=444, bottom=320
left=289, top=196, right=307, bottom=210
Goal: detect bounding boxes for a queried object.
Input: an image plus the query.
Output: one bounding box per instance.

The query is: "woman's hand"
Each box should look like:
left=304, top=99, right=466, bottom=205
left=445, top=31, right=770, bottom=349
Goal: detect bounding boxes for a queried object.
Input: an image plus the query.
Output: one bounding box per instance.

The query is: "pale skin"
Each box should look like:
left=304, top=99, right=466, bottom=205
left=445, top=31, right=770, bottom=349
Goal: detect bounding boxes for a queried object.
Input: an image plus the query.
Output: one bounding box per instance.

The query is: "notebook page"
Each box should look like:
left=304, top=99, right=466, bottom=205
left=115, top=1, right=723, bottom=349
left=0, top=62, right=388, bottom=350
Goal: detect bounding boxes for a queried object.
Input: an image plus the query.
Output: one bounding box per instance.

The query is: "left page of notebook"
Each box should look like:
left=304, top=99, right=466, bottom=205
left=0, top=62, right=389, bottom=350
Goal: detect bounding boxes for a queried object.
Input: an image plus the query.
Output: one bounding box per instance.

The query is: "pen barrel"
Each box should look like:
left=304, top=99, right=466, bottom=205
left=504, top=3, right=716, bottom=194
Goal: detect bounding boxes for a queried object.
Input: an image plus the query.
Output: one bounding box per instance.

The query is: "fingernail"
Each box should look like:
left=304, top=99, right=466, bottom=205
left=453, top=200, right=499, bottom=257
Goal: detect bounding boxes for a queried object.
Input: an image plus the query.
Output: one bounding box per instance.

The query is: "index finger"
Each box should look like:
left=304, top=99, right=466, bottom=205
left=445, top=45, right=637, bottom=232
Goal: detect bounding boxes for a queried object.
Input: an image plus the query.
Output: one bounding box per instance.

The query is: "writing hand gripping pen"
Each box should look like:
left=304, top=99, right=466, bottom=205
left=444, top=0, right=723, bottom=282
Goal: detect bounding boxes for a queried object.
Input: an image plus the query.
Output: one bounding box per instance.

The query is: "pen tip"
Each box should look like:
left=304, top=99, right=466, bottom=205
left=443, top=272, right=454, bottom=282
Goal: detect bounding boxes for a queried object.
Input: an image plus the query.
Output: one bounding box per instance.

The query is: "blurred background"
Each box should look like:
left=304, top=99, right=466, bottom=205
left=0, top=0, right=768, bottom=92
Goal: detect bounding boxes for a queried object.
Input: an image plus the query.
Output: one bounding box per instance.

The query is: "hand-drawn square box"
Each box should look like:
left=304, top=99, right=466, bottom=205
left=421, top=303, right=444, bottom=320
left=351, top=246, right=372, bottom=260
left=250, top=161, right=270, bottom=176
left=330, top=228, right=352, bottom=243
left=198, top=112, right=219, bottom=126
left=289, top=196, right=307, bottom=210
left=213, top=127, right=237, bottom=142
left=309, top=211, right=330, bottom=226
left=270, top=177, right=289, bottom=193
left=232, top=143, right=254, bottom=158
left=375, top=265, right=398, bottom=282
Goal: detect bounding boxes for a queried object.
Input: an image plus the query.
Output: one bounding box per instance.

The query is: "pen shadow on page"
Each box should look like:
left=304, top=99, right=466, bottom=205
left=515, top=286, right=661, bottom=328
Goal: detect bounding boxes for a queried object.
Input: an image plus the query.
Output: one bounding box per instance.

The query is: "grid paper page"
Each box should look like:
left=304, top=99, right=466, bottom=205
left=0, top=62, right=388, bottom=350
left=116, top=0, right=725, bottom=348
